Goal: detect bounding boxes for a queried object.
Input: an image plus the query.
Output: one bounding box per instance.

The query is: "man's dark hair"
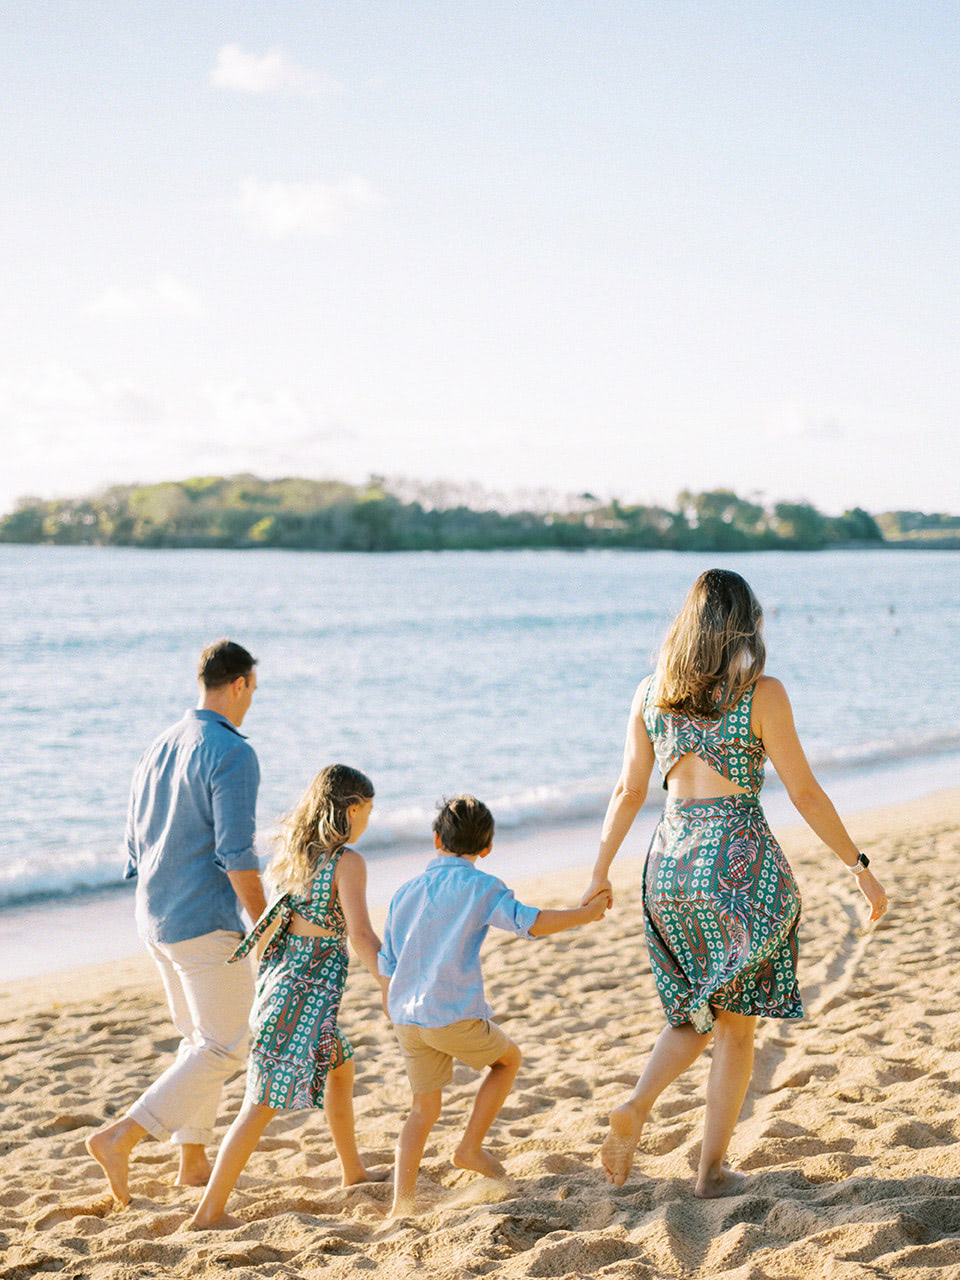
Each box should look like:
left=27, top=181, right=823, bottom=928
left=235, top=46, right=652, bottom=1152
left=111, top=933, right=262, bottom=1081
left=432, top=795, right=495, bottom=857
left=197, top=639, right=257, bottom=689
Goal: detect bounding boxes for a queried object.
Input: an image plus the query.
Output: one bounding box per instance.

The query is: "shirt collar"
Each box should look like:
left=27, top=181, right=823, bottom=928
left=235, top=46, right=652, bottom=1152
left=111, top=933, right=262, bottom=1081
left=426, top=855, right=478, bottom=871
left=186, top=708, right=247, bottom=738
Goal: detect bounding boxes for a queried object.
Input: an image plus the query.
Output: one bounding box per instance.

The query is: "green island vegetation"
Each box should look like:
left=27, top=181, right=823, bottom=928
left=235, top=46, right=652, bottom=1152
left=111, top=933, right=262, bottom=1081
left=1, top=475, right=958, bottom=551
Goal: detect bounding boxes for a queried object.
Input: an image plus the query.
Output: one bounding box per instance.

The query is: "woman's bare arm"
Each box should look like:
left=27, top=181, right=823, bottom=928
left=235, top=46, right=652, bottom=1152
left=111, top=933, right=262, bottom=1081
left=754, top=677, right=887, bottom=922
left=583, top=677, right=656, bottom=906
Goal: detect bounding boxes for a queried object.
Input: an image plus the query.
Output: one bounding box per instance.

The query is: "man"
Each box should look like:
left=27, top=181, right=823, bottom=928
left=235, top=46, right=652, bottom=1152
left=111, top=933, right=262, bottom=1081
left=87, top=639, right=267, bottom=1206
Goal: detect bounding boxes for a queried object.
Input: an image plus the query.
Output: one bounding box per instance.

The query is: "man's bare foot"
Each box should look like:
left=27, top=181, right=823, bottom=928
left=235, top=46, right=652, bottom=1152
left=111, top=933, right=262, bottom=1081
left=86, top=1121, right=143, bottom=1206
left=185, top=1210, right=244, bottom=1231
left=176, top=1163, right=212, bottom=1188
left=341, top=1165, right=391, bottom=1189
left=694, top=1166, right=747, bottom=1199
left=600, top=1103, right=645, bottom=1187
left=452, top=1144, right=507, bottom=1181
left=176, top=1144, right=212, bottom=1188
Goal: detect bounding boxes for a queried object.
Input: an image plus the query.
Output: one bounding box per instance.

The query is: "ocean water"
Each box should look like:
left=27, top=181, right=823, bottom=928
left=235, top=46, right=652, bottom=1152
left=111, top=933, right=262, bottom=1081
left=2, top=545, right=959, bottom=915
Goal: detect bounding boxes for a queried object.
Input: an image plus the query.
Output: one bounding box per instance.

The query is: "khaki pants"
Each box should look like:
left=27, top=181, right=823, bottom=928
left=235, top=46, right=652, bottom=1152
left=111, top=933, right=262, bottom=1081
left=127, top=929, right=255, bottom=1146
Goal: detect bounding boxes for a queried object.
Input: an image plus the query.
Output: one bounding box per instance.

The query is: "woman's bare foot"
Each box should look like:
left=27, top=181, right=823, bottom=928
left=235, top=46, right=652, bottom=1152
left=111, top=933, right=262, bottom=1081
left=694, top=1166, right=747, bottom=1199
left=452, top=1143, right=507, bottom=1181
left=600, top=1103, right=646, bottom=1187
left=186, top=1209, right=244, bottom=1231
left=85, top=1119, right=145, bottom=1206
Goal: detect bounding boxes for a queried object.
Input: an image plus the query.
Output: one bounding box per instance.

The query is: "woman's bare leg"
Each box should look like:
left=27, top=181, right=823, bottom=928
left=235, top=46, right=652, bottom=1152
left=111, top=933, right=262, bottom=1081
left=187, top=1100, right=276, bottom=1230
left=601, top=1022, right=711, bottom=1186
left=695, top=1009, right=756, bottom=1198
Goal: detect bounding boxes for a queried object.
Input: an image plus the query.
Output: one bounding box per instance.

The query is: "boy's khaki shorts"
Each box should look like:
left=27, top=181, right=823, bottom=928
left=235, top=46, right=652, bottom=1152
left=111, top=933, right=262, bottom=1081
left=394, top=1018, right=512, bottom=1094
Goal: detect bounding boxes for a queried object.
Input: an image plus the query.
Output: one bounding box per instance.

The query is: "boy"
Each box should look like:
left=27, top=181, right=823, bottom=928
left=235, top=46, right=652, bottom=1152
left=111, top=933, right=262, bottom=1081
left=378, top=795, right=609, bottom=1216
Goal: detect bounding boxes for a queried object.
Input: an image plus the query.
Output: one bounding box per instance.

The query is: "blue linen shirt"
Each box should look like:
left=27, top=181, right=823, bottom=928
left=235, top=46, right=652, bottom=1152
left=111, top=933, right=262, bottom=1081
left=123, top=709, right=260, bottom=944
left=378, top=856, right=540, bottom=1028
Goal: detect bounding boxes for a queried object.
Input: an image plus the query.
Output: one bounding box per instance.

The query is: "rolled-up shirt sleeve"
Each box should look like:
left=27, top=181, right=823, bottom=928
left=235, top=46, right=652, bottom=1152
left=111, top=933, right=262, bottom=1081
left=485, top=882, right=540, bottom=938
left=122, top=770, right=139, bottom=880
left=211, top=744, right=261, bottom=872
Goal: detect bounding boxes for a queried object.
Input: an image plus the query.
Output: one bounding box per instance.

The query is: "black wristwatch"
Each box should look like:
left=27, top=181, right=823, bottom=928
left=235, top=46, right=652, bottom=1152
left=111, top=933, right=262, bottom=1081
left=850, top=852, right=870, bottom=875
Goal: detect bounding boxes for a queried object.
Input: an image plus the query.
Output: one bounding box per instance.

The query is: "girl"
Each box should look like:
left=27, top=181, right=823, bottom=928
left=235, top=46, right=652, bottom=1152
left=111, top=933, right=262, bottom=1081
left=188, top=763, right=387, bottom=1230
left=583, top=569, right=887, bottom=1198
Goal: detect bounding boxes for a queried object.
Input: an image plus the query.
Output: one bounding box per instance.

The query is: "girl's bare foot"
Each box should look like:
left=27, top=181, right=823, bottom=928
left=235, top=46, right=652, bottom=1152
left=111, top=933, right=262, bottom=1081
left=186, top=1209, right=244, bottom=1231
left=600, top=1103, right=645, bottom=1187
left=452, top=1143, right=507, bottom=1181
left=341, top=1165, right=391, bottom=1189
left=694, top=1166, right=747, bottom=1199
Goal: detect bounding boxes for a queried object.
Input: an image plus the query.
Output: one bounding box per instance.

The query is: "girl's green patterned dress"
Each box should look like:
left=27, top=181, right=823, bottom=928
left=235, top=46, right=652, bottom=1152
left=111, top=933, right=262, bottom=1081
left=641, top=680, right=802, bottom=1034
left=229, top=850, right=353, bottom=1109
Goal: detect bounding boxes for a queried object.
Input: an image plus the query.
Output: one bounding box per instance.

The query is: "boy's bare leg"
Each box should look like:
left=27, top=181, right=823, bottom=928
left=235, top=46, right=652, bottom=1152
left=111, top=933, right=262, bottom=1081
left=187, top=1100, right=276, bottom=1230
left=324, top=1058, right=388, bottom=1187
left=86, top=1117, right=148, bottom=1206
left=453, top=1043, right=521, bottom=1180
left=391, top=1089, right=442, bottom=1217
left=602, top=1022, right=711, bottom=1186
left=176, top=1142, right=212, bottom=1187
left=695, top=1010, right=755, bottom=1198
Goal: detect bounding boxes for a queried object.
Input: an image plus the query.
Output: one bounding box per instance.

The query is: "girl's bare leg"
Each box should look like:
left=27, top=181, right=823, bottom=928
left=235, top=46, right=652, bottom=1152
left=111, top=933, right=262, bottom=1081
left=695, top=1009, right=756, bottom=1198
left=453, top=1043, right=522, bottom=1179
left=324, top=1058, right=384, bottom=1187
left=187, top=1100, right=276, bottom=1230
left=601, top=1022, right=711, bottom=1186
left=391, top=1089, right=443, bottom=1218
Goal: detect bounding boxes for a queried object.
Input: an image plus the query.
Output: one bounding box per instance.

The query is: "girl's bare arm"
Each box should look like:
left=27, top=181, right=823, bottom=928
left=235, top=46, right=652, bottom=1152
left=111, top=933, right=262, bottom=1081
left=335, top=850, right=384, bottom=981
left=583, top=677, right=656, bottom=906
left=754, top=677, right=887, bottom=922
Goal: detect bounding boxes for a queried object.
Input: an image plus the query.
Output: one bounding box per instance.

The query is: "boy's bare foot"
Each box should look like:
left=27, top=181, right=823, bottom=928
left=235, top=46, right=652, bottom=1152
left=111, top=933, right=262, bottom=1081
left=600, top=1103, right=645, bottom=1187
left=186, top=1209, right=244, bottom=1231
left=452, top=1143, right=507, bottom=1181
left=694, top=1166, right=747, bottom=1199
left=341, top=1165, right=391, bottom=1189
left=86, top=1120, right=143, bottom=1206
left=388, top=1195, right=417, bottom=1219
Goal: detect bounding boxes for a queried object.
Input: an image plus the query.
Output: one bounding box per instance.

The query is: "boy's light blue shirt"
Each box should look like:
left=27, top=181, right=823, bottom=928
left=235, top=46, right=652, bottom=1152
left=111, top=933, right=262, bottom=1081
left=123, top=709, right=260, bottom=944
left=378, top=855, right=540, bottom=1028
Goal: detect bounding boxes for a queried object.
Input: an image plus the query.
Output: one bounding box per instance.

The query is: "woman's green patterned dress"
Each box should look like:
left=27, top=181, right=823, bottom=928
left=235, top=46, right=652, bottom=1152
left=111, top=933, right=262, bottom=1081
left=229, top=850, right=353, bottom=1109
left=641, top=680, right=802, bottom=1034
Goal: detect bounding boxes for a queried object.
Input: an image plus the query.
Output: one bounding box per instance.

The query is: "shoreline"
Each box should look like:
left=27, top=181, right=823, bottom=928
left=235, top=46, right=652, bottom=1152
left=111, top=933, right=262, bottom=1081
left=4, top=746, right=960, bottom=985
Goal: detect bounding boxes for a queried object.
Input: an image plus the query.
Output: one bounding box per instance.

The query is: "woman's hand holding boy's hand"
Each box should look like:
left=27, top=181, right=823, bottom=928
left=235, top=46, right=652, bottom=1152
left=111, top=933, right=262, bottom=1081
left=581, top=876, right=613, bottom=909
left=582, top=890, right=610, bottom=922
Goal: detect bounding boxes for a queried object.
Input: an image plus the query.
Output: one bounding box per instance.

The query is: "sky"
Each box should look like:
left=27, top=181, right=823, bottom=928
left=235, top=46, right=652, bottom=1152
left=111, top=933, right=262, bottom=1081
left=2, top=1, right=958, bottom=516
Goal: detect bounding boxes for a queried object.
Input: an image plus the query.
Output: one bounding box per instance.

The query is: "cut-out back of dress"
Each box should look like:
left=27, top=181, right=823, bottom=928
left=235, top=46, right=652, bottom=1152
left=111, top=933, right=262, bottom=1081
left=641, top=679, right=766, bottom=797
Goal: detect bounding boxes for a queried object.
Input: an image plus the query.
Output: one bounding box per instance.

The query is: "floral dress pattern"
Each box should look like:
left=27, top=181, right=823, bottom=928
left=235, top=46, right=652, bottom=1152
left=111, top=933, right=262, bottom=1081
left=229, top=850, right=353, bottom=1109
left=640, top=681, right=802, bottom=1033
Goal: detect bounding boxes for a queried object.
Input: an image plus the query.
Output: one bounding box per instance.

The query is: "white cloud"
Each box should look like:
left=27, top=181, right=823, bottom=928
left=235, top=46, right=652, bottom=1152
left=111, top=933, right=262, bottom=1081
left=237, top=176, right=383, bottom=238
left=87, top=274, right=203, bottom=321
left=210, top=44, right=339, bottom=97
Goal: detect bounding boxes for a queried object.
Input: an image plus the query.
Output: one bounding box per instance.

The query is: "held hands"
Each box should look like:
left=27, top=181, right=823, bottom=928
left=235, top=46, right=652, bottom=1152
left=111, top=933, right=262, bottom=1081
left=581, top=876, right=613, bottom=911
left=581, top=886, right=612, bottom=922
left=858, top=869, right=888, bottom=924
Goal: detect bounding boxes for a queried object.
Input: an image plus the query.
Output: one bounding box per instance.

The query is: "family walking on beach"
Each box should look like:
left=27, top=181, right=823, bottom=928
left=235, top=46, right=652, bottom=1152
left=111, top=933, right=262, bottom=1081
left=87, top=569, right=888, bottom=1225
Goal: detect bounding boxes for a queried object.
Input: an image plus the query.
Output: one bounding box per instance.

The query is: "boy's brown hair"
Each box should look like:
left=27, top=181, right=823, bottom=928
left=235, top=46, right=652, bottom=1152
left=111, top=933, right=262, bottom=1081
left=433, top=795, right=494, bottom=857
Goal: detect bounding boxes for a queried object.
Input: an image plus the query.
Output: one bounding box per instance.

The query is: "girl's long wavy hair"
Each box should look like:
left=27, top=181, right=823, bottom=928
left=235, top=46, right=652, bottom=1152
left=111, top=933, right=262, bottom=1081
left=268, top=764, right=374, bottom=896
left=654, top=569, right=765, bottom=717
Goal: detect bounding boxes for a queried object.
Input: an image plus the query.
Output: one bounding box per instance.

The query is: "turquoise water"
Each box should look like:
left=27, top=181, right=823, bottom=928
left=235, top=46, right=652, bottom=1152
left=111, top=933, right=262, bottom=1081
left=2, top=545, right=958, bottom=910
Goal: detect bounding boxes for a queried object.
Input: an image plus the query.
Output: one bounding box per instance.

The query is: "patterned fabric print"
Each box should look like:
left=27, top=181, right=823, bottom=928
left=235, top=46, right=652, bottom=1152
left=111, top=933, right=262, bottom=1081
left=238, top=851, right=354, bottom=1110
left=642, top=795, right=802, bottom=1033
left=642, top=682, right=766, bottom=796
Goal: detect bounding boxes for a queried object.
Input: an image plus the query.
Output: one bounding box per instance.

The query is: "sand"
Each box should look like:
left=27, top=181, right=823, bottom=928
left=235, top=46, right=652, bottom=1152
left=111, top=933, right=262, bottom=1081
left=3, top=788, right=960, bottom=1279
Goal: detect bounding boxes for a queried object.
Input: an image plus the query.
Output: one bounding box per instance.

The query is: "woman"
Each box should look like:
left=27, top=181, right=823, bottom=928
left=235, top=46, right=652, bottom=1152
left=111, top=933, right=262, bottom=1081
left=583, top=568, right=887, bottom=1197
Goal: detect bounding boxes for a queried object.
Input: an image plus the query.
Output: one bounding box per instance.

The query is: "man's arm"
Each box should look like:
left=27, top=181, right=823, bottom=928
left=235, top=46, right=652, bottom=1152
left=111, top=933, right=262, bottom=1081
left=226, top=868, right=267, bottom=926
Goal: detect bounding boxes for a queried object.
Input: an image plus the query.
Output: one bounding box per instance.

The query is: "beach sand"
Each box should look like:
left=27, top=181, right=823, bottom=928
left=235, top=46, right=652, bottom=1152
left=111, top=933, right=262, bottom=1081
left=3, top=788, right=960, bottom=1279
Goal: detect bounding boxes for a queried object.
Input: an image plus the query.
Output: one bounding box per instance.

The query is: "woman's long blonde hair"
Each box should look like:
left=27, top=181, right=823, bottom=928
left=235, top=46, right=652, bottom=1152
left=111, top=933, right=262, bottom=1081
left=268, top=764, right=374, bottom=896
left=654, top=568, right=765, bottom=717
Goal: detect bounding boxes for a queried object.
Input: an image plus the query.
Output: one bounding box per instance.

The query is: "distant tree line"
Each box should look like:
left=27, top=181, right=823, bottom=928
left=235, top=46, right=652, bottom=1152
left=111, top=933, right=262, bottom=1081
left=1, top=474, right=957, bottom=551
